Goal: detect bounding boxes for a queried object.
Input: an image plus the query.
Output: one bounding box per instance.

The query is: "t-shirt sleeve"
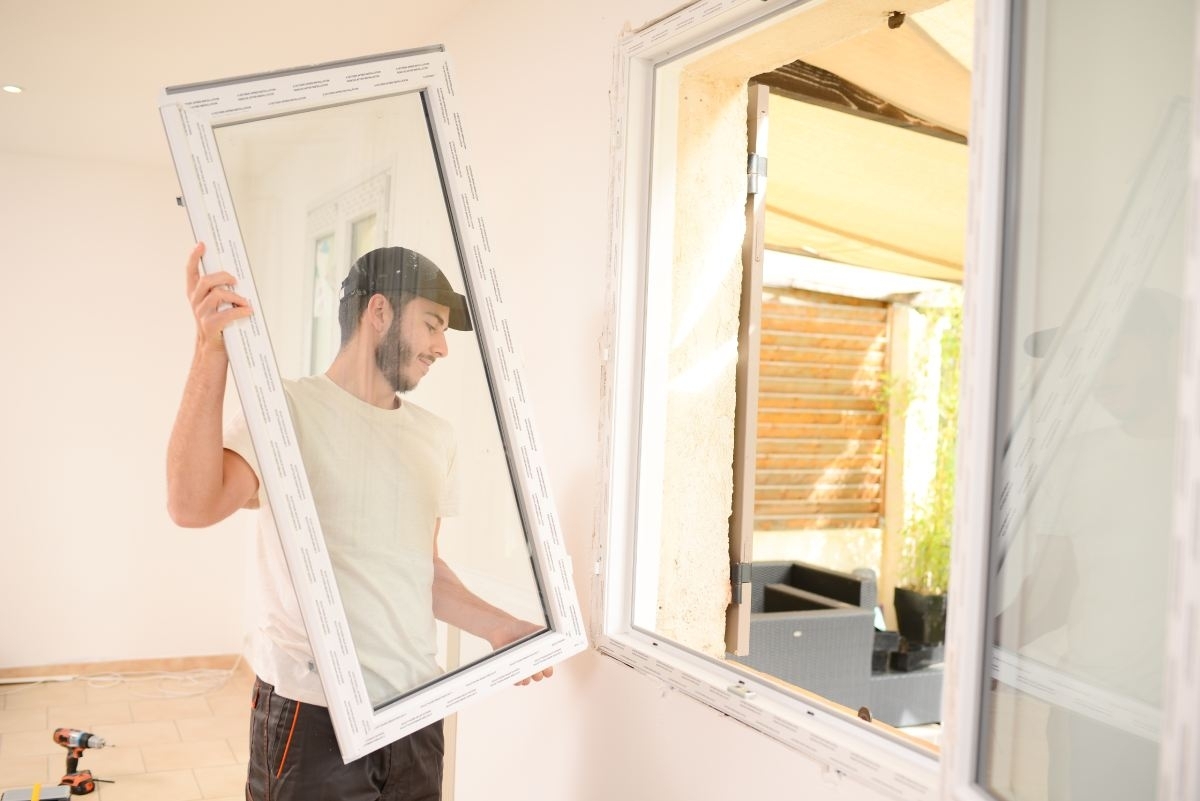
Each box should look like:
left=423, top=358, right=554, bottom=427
left=224, top=409, right=266, bottom=506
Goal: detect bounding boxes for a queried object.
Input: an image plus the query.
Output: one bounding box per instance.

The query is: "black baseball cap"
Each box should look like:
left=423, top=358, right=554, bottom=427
left=340, top=246, right=473, bottom=331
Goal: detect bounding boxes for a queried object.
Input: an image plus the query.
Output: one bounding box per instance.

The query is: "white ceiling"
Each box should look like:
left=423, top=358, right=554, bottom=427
left=0, top=0, right=473, bottom=166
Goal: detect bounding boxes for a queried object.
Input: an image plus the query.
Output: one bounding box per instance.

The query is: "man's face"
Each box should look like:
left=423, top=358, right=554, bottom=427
left=374, top=295, right=451, bottom=393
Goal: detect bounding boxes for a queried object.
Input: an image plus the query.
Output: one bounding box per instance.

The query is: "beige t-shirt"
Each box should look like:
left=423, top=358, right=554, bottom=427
left=225, top=374, right=459, bottom=707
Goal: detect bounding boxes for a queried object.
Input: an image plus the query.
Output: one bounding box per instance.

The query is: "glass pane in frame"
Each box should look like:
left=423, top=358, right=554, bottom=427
left=212, top=88, right=549, bottom=709
left=977, top=1, right=1196, bottom=798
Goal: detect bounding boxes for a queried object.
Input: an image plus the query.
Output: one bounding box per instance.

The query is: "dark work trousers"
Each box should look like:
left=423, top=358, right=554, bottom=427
left=247, top=676, right=444, bottom=801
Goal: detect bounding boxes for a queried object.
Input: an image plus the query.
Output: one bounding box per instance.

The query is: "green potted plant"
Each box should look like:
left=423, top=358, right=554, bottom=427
left=894, top=488, right=952, bottom=645
left=894, top=304, right=960, bottom=646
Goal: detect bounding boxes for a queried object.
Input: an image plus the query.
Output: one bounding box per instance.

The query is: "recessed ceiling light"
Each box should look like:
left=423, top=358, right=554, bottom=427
left=2, top=85, right=23, bottom=94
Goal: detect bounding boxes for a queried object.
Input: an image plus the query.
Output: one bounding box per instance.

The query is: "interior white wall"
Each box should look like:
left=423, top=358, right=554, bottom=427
left=440, top=2, right=896, bottom=800
left=0, top=151, right=250, bottom=664
left=1, top=1, right=901, bottom=799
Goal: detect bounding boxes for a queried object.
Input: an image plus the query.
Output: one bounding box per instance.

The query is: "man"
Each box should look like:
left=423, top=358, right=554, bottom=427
left=167, top=243, right=549, bottom=801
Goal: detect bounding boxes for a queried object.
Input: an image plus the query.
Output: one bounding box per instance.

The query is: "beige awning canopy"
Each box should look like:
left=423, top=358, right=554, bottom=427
left=762, top=0, right=973, bottom=283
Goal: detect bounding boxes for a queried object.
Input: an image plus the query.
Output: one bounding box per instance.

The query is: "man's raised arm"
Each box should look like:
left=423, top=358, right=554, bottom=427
left=166, top=243, right=260, bottom=527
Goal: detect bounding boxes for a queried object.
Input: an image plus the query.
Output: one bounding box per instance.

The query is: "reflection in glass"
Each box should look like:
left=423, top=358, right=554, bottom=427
left=212, top=91, right=548, bottom=709
left=311, top=234, right=337, bottom=373
left=351, top=214, right=378, bottom=262
left=978, top=1, right=1194, bottom=798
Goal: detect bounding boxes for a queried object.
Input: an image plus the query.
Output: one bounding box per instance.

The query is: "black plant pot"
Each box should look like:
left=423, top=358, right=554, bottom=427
left=894, top=586, right=947, bottom=645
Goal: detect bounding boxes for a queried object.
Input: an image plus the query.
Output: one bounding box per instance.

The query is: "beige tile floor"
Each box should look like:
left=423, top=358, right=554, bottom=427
left=0, top=663, right=253, bottom=801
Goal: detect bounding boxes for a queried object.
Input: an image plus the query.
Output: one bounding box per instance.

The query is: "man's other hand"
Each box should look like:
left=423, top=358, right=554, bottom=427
left=488, top=618, right=555, bottom=685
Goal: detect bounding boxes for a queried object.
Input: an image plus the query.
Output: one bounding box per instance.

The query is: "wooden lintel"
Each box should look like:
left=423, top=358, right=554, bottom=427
left=752, top=60, right=968, bottom=145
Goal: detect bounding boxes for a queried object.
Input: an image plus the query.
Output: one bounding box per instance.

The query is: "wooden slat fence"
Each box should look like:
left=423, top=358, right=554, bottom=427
left=755, top=287, right=889, bottom=531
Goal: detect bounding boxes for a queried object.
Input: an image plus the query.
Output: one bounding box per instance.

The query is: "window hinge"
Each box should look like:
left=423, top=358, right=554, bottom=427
left=747, top=152, right=768, bottom=195
left=731, top=561, right=752, bottom=604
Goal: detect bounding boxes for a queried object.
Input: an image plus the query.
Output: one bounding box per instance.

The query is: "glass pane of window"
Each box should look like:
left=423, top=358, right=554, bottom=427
left=215, top=91, right=549, bottom=715
left=310, top=234, right=338, bottom=373
left=978, top=0, right=1195, bottom=798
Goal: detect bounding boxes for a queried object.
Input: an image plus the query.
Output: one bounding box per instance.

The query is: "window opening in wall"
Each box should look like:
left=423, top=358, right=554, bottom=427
left=635, top=0, right=972, bottom=752
left=605, top=0, right=1200, bottom=793
left=731, top=56, right=969, bottom=742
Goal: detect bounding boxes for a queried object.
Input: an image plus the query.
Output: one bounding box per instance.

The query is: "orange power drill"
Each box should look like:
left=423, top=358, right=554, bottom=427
left=51, top=730, right=108, bottom=795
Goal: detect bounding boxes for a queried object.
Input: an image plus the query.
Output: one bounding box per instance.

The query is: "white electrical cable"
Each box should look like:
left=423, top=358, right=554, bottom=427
left=0, top=654, right=246, bottom=700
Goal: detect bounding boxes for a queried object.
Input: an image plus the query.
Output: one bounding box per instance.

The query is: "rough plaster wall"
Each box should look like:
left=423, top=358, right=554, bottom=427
left=655, top=73, right=748, bottom=656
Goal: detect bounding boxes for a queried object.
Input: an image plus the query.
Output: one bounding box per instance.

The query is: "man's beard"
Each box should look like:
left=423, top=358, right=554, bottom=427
left=374, top=316, right=418, bottom=394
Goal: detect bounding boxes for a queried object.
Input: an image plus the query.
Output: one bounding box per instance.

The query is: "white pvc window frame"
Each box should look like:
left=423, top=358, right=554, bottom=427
left=159, top=46, right=586, bottom=763
left=595, top=1, right=942, bottom=798
left=599, top=0, right=1200, bottom=798
left=944, top=0, right=1200, bottom=799
left=941, top=0, right=1013, bottom=796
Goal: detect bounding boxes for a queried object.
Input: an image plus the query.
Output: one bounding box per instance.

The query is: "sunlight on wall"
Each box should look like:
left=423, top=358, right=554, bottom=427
left=655, top=72, right=748, bottom=656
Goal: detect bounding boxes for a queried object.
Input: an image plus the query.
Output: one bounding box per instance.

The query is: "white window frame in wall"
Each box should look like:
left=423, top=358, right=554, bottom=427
left=158, top=46, right=586, bottom=763
left=596, top=1, right=944, bottom=798
left=940, top=0, right=1011, bottom=796
left=941, top=0, right=1200, bottom=799
left=598, top=0, right=1200, bottom=798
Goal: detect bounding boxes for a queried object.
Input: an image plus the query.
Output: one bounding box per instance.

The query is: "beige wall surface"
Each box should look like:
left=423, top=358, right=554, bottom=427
left=0, top=2, right=899, bottom=800
left=0, top=151, right=250, bottom=663
left=441, top=3, right=896, bottom=799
